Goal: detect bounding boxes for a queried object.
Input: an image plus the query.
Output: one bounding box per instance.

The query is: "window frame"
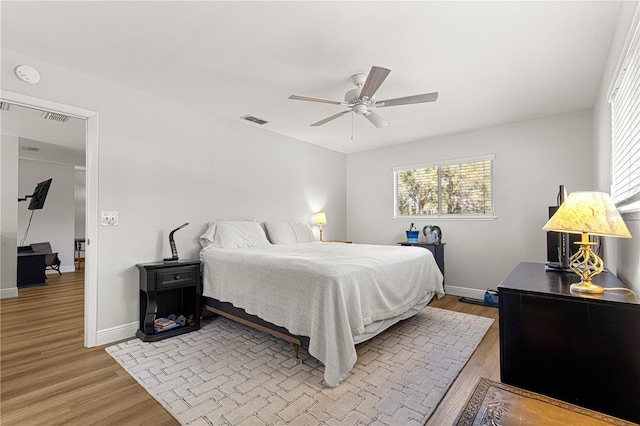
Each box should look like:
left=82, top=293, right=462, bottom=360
left=392, top=154, right=496, bottom=221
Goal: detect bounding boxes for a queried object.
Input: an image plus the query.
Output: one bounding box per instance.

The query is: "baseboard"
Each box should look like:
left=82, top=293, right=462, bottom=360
left=0, top=287, right=18, bottom=299
left=444, top=285, right=487, bottom=300
left=96, top=321, right=138, bottom=346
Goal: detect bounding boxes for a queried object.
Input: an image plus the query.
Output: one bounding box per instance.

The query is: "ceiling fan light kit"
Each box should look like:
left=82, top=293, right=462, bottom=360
left=289, top=65, right=438, bottom=129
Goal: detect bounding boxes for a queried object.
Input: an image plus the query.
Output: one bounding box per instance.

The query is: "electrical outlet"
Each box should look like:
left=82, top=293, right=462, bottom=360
left=101, top=211, right=119, bottom=226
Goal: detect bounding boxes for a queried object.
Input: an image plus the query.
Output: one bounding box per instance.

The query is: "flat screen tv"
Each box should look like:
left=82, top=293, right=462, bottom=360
left=27, top=178, right=52, bottom=210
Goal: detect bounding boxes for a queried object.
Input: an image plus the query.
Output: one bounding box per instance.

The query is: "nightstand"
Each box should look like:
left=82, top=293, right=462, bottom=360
left=397, top=242, right=445, bottom=279
left=498, top=262, right=640, bottom=424
left=135, top=260, right=201, bottom=342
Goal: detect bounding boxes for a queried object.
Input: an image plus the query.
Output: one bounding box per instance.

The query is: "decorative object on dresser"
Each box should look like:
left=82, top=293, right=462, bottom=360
left=314, top=212, right=326, bottom=241
left=498, top=262, right=640, bottom=424
left=135, top=260, right=201, bottom=342
left=405, top=222, right=419, bottom=243
left=542, top=191, right=632, bottom=294
left=422, top=224, right=442, bottom=244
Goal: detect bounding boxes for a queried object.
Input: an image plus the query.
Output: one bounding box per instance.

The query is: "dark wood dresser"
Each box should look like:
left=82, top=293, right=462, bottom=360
left=498, top=262, right=640, bottom=424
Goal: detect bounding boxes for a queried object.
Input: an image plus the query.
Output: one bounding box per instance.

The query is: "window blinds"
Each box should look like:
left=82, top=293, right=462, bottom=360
left=394, top=156, right=493, bottom=217
left=610, top=20, right=640, bottom=207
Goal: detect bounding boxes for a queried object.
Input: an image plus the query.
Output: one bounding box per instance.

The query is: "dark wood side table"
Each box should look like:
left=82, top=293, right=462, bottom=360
left=136, top=260, right=201, bottom=342
left=17, top=252, right=46, bottom=287
left=397, top=242, right=445, bottom=279
left=498, top=262, right=640, bottom=424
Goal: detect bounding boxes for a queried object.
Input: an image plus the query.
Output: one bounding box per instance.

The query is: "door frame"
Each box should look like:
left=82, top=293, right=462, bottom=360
left=1, top=90, right=99, bottom=347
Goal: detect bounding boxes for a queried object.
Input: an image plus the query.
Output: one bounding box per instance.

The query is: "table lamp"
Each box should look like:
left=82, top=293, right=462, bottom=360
left=315, top=212, right=327, bottom=241
left=542, top=191, right=631, bottom=293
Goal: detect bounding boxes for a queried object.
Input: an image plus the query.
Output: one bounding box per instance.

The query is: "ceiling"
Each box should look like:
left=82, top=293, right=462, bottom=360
left=0, top=1, right=622, bottom=154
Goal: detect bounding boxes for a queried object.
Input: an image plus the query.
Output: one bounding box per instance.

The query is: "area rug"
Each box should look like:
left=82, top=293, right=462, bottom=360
left=106, top=306, right=493, bottom=425
left=455, top=378, right=636, bottom=426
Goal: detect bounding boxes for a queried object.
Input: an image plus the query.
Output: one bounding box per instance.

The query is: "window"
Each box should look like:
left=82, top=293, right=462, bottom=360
left=394, top=155, right=494, bottom=218
left=610, top=18, right=640, bottom=211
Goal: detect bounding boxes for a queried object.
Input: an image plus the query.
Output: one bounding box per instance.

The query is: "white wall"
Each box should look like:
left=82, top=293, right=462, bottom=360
left=18, top=159, right=75, bottom=272
left=347, top=110, right=593, bottom=298
left=594, top=0, right=640, bottom=294
left=1, top=135, right=19, bottom=298
left=75, top=168, right=86, bottom=240
left=1, top=49, right=347, bottom=344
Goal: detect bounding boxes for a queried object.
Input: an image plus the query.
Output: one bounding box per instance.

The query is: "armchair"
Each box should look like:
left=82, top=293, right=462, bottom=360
left=30, top=242, right=61, bottom=275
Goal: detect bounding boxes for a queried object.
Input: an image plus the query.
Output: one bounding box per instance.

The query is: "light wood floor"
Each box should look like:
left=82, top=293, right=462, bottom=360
left=1, top=270, right=498, bottom=425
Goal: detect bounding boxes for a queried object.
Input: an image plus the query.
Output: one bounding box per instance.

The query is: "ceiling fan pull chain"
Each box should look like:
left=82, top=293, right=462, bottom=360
left=351, top=111, right=354, bottom=141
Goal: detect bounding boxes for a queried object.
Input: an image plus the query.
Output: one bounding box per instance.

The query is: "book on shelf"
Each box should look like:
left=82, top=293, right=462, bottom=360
left=154, top=322, right=180, bottom=332
left=154, top=318, right=175, bottom=328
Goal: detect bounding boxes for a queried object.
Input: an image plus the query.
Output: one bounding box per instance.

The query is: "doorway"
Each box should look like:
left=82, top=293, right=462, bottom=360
left=0, top=91, right=99, bottom=347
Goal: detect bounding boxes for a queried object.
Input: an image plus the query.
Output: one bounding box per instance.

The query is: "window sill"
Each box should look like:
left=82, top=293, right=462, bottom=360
left=393, top=215, right=498, bottom=221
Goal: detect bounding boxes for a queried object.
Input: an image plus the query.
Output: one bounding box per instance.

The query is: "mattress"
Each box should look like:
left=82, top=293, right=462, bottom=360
left=200, top=241, right=445, bottom=386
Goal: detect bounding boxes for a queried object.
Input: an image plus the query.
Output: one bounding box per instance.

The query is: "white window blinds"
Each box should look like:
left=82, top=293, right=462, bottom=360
left=394, top=155, right=494, bottom=217
left=610, top=20, right=640, bottom=208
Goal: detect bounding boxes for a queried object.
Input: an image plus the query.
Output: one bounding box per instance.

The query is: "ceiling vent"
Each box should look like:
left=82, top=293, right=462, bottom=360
left=42, top=111, right=69, bottom=122
left=241, top=115, right=269, bottom=125
left=0, top=102, right=10, bottom=111
left=21, top=146, right=40, bottom=152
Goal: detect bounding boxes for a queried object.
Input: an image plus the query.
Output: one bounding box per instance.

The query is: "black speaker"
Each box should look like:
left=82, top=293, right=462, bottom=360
left=546, top=206, right=580, bottom=264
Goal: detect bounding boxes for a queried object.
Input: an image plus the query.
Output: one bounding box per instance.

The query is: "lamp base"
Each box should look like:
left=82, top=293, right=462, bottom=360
left=570, top=281, right=604, bottom=294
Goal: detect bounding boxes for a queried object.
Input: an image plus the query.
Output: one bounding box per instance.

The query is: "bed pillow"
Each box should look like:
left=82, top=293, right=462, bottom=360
left=200, top=220, right=271, bottom=248
left=264, top=221, right=316, bottom=245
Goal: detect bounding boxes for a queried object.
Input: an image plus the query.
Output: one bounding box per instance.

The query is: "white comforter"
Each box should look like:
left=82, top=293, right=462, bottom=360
left=200, top=242, right=444, bottom=386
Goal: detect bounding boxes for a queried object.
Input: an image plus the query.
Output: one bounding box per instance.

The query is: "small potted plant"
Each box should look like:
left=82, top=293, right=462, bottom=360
left=406, top=223, right=419, bottom=243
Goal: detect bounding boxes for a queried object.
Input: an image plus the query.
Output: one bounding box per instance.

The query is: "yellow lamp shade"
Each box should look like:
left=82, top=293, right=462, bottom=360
left=315, top=212, right=327, bottom=225
left=542, top=191, right=631, bottom=238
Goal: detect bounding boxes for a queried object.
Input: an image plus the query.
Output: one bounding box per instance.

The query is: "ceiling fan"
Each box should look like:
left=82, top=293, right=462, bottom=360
left=289, top=66, right=438, bottom=128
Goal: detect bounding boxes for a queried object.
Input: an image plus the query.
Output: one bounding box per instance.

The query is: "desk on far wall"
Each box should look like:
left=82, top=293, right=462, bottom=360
left=498, top=262, right=640, bottom=424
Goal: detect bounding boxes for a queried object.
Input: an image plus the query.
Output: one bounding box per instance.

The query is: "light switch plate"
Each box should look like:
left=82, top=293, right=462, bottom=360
left=101, top=211, right=119, bottom=226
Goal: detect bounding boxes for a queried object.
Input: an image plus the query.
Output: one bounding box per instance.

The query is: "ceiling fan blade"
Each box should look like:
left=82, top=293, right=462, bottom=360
left=375, top=92, right=439, bottom=108
left=364, top=110, right=389, bottom=128
left=311, top=110, right=350, bottom=126
left=359, top=66, right=391, bottom=101
left=289, top=95, right=343, bottom=105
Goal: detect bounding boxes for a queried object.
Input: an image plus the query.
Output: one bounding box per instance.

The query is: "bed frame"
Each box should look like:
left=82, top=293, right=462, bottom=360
left=202, top=297, right=310, bottom=359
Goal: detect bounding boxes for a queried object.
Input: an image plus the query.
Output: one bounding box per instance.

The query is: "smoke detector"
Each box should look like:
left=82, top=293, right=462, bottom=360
left=14, top=65, right=40, bottom=84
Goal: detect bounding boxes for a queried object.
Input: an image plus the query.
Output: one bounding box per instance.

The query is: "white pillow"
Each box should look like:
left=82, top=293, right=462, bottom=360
left=200, top=220, right=271, bottom=248
left=264, top=221, right=316, bottom=245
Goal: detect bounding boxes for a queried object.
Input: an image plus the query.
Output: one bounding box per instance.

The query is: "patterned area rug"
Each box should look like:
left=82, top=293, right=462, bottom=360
left=106, top=306, right=493, bottom=425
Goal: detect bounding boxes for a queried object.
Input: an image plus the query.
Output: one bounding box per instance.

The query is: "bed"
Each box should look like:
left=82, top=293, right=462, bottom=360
left=199, top=219, right=445, bottom=386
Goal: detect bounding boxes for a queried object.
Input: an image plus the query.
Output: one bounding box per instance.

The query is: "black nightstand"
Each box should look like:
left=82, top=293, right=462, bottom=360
left=135, top=260, right=201, bottom=342
left=397, top=242, right=445, bottom=280
left=498, top=262, right=640, bottom=424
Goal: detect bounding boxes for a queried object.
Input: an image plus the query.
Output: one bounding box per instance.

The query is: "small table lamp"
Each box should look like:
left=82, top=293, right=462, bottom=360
left=542, top=191, right=632, bottom=293
left=315, top=212, right=327, bottom=241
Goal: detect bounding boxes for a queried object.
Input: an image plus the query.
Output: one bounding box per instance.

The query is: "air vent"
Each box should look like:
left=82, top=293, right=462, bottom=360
left=241, top=115, right=269, bottom=125
left=21, top=146, right=40, bottom=152
left=0, top=102, right=10, bottom=111
left=42, top=111, right=69, bottom=122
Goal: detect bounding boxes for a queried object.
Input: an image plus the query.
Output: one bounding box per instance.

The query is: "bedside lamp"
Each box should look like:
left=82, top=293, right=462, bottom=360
left=542, top=191, right=631, bottom=294
left=315, top=212, right=327, bottom=241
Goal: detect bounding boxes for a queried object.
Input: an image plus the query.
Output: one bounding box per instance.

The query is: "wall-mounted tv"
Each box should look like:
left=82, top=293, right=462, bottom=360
left=20, top=178, right=53, bottom=210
